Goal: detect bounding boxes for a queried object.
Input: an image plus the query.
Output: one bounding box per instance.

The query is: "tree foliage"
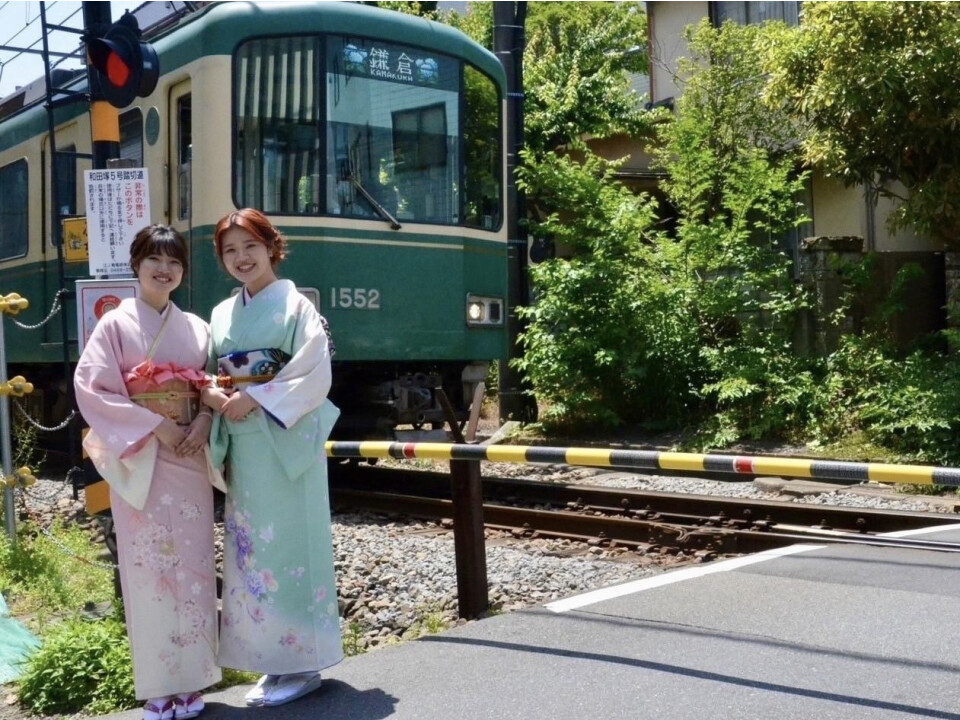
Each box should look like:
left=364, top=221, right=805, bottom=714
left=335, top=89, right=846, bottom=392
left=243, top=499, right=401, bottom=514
left=517, top=18, right=811, bottom=434
left=522, top=1, right=652, bottom=153
left=447, top=2, right=655, bottom=153
left=764, top=1, right=960, bottom=247
left=662, top=19, right=799, bottom=224
left=514, top=153, right=701, bottom=428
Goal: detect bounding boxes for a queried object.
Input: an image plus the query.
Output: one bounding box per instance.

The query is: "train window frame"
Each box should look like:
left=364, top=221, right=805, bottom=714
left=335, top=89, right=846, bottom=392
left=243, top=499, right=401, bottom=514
left=0, top=158, right=28, bottom=261
left=120, top=109, right=144, bottom=166
left=54, top=144, right=77, bottom=218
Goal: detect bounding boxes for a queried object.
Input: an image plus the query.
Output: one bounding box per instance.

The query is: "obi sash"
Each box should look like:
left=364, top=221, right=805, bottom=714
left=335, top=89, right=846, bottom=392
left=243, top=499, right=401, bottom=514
left=125, top=361, right=207, bottom=425
left=216, top=348, right=291, bottom=390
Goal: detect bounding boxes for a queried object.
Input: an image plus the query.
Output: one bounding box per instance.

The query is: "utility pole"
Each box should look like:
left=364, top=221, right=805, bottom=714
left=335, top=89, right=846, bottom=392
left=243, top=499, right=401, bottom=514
left=494, top=1, right=537, bottom=424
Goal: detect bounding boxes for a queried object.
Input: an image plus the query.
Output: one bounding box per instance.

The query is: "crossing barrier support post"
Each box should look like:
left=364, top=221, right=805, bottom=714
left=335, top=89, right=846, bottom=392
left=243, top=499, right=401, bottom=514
left=437, top=389, right=489, bottom=619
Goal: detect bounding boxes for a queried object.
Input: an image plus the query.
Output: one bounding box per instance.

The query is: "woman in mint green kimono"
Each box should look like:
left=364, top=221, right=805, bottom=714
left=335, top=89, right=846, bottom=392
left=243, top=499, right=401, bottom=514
left=201, top=208, right=340, bottom=708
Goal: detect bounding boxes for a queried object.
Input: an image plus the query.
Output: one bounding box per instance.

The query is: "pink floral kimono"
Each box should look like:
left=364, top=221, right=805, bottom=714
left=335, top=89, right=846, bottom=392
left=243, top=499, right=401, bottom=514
left=74, top=298, right=225, bottom=700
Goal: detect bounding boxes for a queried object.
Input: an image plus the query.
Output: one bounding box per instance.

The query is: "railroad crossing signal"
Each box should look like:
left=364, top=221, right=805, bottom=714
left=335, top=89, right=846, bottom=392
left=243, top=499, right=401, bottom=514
left=86, top=12, right=159, bottom=109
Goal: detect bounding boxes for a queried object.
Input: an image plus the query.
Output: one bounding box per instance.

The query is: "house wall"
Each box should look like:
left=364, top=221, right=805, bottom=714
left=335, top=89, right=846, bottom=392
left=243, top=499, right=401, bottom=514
left=648, top=1, right=709, bottom=104
left=646, top=1, right=938, bottom=255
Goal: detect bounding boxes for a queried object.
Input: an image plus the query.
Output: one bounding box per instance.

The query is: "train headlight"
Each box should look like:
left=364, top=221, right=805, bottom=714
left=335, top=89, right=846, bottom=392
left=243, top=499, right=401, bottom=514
left=466, top=295, right=504, bottom=327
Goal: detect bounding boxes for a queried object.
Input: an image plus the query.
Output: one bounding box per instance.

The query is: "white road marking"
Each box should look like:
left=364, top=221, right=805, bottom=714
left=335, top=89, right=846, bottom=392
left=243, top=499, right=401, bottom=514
left=546, top=522, right=960, bottom=613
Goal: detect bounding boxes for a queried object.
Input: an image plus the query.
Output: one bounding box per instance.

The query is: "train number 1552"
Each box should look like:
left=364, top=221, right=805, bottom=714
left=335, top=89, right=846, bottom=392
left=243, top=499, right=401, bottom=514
left=329, top=287, right=381, bottom=309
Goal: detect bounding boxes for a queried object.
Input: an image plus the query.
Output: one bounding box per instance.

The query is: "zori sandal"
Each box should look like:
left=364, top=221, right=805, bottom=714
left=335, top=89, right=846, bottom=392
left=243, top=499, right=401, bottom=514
left=173, top=692, right=205, bottom=720
left=244, top=674, right=280, bottom=707
left=143, top=697, right=174, bottom=720
left=263, top=672, right=323, bottom=707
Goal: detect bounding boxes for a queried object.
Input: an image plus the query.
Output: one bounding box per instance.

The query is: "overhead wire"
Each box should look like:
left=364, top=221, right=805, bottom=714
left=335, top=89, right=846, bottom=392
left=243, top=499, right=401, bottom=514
left=0, top=1, right=85, bottom=92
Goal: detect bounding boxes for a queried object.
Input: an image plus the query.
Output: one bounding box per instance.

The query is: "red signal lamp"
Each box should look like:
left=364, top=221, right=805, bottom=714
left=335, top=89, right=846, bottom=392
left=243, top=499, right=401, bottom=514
left=105, top=51, right=131, bottom=87
left=86, top=12, right=159, bottom=109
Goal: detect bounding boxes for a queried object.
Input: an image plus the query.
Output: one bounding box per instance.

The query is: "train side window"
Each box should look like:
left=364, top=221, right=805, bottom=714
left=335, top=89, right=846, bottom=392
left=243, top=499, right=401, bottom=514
left=54, top=145, right=76, bottom=216
left=463, top=65, right=502, bottom=231
left=177, top=95, right=191, bottom=220
left=0, top=159, right=28, bottom=260
left=119, top=109, right=144, bottom=166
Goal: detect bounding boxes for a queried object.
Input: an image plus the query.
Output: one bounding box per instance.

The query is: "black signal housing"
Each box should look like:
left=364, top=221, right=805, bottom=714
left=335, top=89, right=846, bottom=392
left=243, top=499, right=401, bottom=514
left=86, top=12, right=159, bottom=109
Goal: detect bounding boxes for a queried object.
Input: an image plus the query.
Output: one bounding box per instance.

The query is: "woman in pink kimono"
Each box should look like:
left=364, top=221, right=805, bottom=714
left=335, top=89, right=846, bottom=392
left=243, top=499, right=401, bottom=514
left=74, top=225, right=226, bottom=720
left=201, top=208, right=340, bottom=708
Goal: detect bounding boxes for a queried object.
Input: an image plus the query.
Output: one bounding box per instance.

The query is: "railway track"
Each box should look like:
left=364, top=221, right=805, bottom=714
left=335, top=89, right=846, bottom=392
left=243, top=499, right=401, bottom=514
left=329, top=464, right=960, bottom=556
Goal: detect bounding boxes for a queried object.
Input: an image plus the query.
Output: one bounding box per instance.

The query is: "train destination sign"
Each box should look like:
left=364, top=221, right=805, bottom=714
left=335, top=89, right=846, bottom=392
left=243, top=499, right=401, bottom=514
left=333, top=37, right=456, bottom=92
left=84, top=168, right=151, bottom=278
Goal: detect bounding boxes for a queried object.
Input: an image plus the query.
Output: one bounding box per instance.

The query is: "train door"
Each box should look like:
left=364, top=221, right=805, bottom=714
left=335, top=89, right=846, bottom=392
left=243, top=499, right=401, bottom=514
left=168, top=80, right=192, bottom=302
left=41, top=122, right=82, bottom=348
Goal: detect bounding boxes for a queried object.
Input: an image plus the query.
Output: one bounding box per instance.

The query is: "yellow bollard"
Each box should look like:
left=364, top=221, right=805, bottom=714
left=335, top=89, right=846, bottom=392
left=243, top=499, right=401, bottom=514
left=4, top=467, right=33, bottom=489
left=0, top=294, right=28, bottom=316
left=0, top=376, right=34, bottom=397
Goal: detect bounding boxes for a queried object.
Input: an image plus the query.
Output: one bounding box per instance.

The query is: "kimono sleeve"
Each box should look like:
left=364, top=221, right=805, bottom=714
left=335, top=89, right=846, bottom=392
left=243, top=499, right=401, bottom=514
left=245, top=295, right=332, bottom=429
left=73, top=317, right=164, bottom=458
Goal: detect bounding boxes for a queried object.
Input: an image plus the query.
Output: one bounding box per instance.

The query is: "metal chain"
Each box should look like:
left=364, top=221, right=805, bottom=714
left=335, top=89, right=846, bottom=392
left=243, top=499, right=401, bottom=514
left=14, top=399, right=76, bottom=432
left=19, top=473, right=74, bottom=503
left=13, top=476, right=118, bottom=571
left=35, top=522, right=117, bottom=571
left=10, top=289, right=65, bottom=330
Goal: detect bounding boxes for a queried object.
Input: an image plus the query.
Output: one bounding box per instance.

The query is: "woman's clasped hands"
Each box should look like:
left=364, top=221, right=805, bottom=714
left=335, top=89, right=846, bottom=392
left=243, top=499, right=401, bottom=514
left=153, top=412, right=213, bottom=457
left=202, top=385, right=259, bottom=423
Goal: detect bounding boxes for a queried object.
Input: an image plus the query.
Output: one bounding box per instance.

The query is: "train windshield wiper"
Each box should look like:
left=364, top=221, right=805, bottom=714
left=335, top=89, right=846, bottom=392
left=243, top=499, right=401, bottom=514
left=347, top=173, right=402, bottom=230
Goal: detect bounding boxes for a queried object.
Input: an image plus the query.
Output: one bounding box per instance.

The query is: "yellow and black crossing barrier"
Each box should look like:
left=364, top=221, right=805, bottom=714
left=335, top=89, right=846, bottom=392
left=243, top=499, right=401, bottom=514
left=85, top=439, right=960, bottom=517
left=325, top=441, right=960, bottom=487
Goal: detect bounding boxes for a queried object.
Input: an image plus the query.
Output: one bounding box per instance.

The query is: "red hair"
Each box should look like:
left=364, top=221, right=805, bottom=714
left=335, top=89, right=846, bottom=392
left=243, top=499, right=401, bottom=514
left=213, top=208, right=287, bottom=266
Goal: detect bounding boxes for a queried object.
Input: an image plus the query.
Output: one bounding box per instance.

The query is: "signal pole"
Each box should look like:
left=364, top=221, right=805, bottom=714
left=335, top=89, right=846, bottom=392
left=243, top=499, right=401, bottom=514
left=494, top=1, right=537, bottom=424
left=83, top=2, right=119, bottom=170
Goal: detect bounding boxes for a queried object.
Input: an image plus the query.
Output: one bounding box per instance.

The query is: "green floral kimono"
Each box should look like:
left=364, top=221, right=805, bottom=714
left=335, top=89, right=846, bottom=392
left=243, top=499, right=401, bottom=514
left=209, top=279, right=342, bottom=674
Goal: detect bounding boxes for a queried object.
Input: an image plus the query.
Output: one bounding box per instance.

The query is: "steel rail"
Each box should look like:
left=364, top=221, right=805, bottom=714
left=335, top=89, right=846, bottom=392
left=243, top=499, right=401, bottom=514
left=329, top=466, right=960, bottom=555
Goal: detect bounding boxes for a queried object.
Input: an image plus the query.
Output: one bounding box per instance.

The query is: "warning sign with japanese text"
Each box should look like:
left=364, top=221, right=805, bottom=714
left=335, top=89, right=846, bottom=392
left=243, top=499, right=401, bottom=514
left=84, top=168, right=151, bottom=277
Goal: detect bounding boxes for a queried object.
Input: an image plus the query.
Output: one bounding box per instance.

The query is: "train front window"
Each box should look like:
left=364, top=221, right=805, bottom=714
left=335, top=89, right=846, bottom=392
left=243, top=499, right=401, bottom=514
left=234, top=34, right=502, bottom=227
left=463, top=64, right=501, bottom=230
left=326, top=37, right=460, bottom=225
left=235, top=37, right=322, bottom=214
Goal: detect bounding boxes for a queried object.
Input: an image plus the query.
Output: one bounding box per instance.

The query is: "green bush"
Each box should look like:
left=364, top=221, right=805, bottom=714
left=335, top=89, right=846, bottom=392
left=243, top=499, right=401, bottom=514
left=816, top=336, right=960, bottom=465
left=18, top=615, right=135, bottom=715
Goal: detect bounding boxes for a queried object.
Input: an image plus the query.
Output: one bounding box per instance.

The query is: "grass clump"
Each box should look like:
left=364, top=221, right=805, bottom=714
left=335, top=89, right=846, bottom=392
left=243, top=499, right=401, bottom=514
left=0, top=518, right=113, bottom=630
left=0, top=517, right=127, bottom=715
left=17, top=613, right=135, bottom=715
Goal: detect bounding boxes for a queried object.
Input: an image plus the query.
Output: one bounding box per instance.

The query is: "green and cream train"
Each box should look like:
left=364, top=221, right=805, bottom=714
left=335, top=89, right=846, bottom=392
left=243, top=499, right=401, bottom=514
left=0, top=1, right=507, bottom=449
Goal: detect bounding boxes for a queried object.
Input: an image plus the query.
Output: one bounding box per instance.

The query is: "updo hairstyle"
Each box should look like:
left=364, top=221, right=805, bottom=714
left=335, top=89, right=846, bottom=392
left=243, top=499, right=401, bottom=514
left=213, top=208, right=288, bottom=267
